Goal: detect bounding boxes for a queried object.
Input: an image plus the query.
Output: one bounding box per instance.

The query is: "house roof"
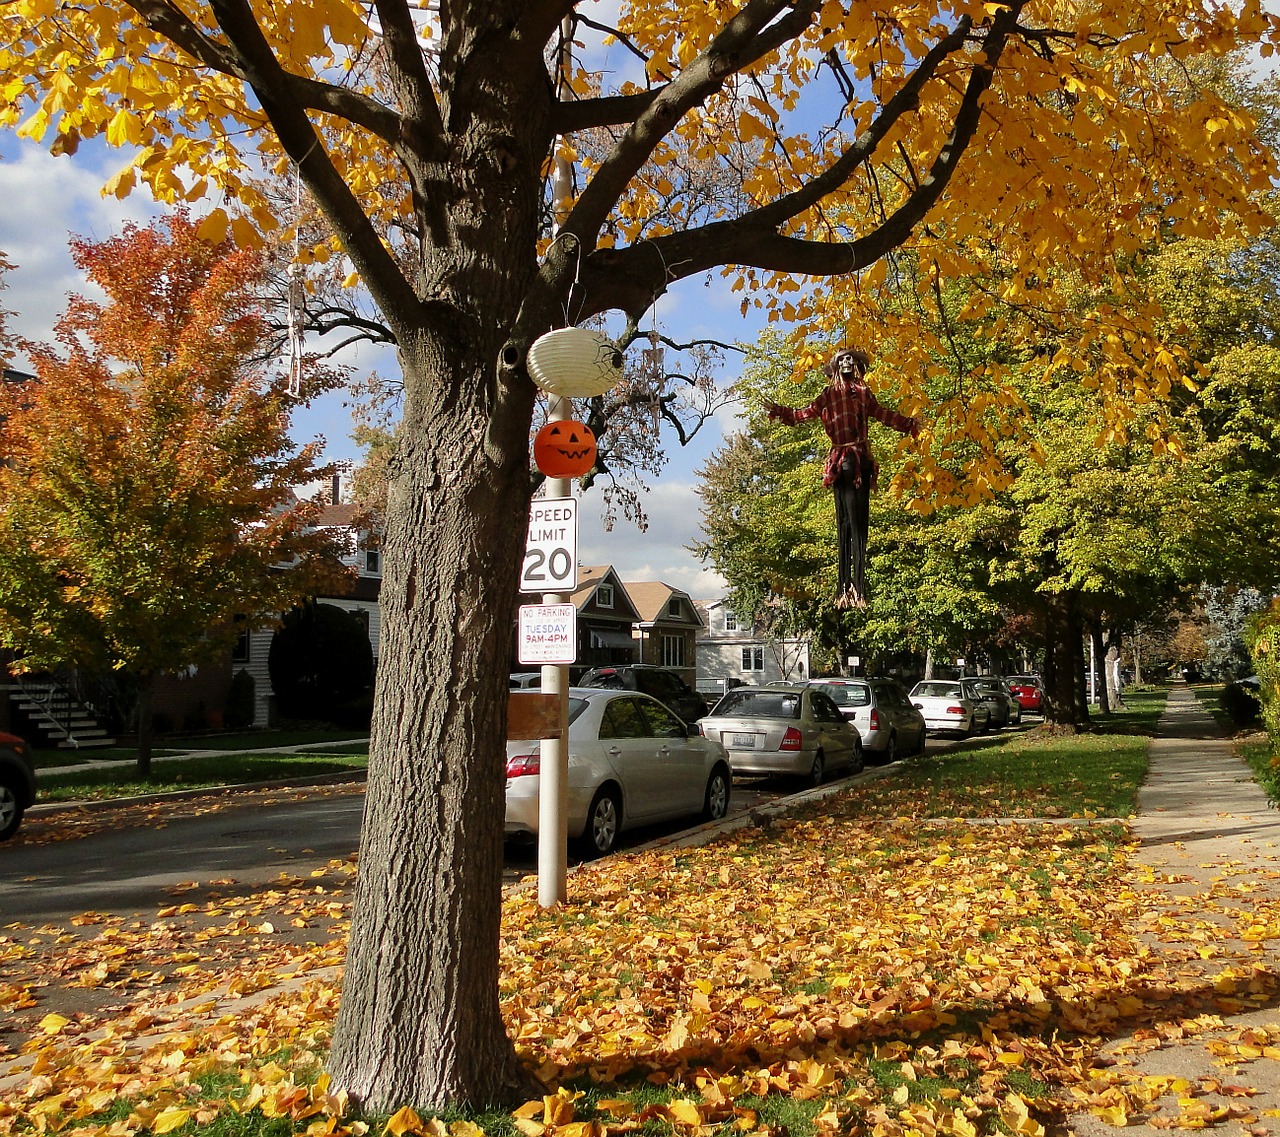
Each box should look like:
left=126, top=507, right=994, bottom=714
left=570, top=565, right=640, bottom=621
left=623, top=580, right=704, bottom=627
left=314, top=502, right=364, bottom=528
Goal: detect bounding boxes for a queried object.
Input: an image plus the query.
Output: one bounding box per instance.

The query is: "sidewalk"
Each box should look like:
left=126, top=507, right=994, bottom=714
left=1069, top=685, right=1280, bottom=1136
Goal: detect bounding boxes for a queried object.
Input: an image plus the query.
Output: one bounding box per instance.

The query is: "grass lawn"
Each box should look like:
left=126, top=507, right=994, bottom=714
left=835, top=687, right=1166, bottom=821
left=35, top=750, right=368, bottom=802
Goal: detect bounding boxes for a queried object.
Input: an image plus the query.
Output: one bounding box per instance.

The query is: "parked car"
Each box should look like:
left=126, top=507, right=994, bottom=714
left=0, top=731, right=36, bottom=841
left=909, top=679, right=990, bottom=736
left=808, top=677, right=926, bottom=763
left=505, top=688, right=731, bottom=857
left=509, top=672, right=542, bottom=690
left=974, top=676, right=1023, bottom=725
left=579, top=664, right=708, bottom=723
left=1006, top=675, right=1044, bottom=714
left=963, top=677, right=1016, bottom=728
left=701, top=684, right=863, bottom=786
left=696, top=676, right=745, bottom=702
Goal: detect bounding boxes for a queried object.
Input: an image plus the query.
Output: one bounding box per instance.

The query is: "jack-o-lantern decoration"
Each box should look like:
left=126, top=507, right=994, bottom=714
left=534, top=419, right=597, bottom=478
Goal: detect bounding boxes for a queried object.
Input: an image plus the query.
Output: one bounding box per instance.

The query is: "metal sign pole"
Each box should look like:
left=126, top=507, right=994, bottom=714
left=536, top=12, right=575, bottom=908
left=537, top=396, right=571, bottom=907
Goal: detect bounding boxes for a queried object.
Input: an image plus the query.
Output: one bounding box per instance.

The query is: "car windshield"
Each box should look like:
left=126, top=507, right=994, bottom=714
left=815, top=684, right=871, bottom=707
left=713, top=689, right=802, bottom=719
left=1008, top=676, right=1038, bottom=686
left=583, top=670, right=626, bottom=689
left=913, top=681, right=961, bottom=698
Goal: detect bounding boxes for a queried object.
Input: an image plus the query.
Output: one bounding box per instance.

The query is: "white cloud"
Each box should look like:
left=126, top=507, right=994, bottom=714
left=0, top=138, right=158, bottom=360
left=576, top=480, right=726, bottom=598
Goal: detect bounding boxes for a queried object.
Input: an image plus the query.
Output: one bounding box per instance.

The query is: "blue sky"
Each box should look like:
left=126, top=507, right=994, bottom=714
left=0, top=129, right=760, bottom=599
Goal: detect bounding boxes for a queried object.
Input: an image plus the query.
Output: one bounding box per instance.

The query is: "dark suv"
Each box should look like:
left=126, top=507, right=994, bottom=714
left=0, top=731, right=35, bottom=841
left=578, top=664, right=707, bottom=723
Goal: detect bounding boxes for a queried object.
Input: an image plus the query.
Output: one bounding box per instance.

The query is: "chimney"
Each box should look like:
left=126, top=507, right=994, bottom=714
left=331, top=473, right=341, bottom=504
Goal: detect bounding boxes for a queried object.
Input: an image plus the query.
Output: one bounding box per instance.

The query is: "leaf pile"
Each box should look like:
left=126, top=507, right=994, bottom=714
left=5, top=792, right=1280, bottom=1137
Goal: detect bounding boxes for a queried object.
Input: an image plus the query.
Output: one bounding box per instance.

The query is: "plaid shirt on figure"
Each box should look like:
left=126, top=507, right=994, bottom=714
left=771, top=378, right=917, bottom=488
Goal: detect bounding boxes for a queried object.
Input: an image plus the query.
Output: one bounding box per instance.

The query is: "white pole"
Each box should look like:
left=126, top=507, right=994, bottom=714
left=537, top=15, right=575, bottom=909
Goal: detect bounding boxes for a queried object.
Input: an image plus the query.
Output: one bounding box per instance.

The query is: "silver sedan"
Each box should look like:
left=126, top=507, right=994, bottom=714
left=700, top=685, right=864, bottom=787
left=505, top=688, right=732, bottom=857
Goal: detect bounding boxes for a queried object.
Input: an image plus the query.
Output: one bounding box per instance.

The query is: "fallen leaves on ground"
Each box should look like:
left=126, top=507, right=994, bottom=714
left=5, top=788, right=1280, bottom=1137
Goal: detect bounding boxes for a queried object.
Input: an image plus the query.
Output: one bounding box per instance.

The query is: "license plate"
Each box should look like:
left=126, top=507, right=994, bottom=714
left=731, top=733, right=756, bottom=748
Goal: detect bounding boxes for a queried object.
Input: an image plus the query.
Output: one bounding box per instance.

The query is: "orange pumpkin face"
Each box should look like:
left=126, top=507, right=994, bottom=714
left=533, top=419, right=597, bottom=478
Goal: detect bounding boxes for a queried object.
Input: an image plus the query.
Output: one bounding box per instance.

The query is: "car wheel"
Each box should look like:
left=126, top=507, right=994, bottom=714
left=0, top=777, right=24, bottom=841
left=577, top=787, right=621, bottom=858
left=883, top=733, right=898, bottom=765
left=805, top=751, right=825, bottom=788
left=850, top=738, right=865, bottom=775
left=702, top=766, right=730, bottom=821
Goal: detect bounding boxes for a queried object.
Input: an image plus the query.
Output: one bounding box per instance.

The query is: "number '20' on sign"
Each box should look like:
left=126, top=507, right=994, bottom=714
left=520, top=497, right=578, bottom=593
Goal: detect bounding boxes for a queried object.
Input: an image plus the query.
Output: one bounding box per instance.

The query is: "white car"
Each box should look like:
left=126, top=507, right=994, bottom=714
left=505, top=687, right=732, bottom=857
left=908, top=679, right=991, bottom=736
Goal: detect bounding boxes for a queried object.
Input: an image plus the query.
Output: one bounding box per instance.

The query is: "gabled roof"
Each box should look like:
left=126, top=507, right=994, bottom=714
left=570, top=565, right=640, bottom=621
left=623, top=580, right=704, bottom=628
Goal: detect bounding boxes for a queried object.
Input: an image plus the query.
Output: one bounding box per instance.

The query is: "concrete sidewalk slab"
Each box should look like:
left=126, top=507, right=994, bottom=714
left=1068, top=686, right=1280, bottom=1137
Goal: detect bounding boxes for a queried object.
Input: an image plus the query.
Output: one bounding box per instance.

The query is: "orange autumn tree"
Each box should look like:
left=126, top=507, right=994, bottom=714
left=4, top=0, right=1279, bottom=1112
left=0, top=214, right=349, bottom=774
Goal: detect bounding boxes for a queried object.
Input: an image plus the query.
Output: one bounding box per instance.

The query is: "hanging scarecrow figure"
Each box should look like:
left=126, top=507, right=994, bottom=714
left=764, top=348, right=920, bottom=610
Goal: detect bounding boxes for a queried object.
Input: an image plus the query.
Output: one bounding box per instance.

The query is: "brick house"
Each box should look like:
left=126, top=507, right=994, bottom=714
left=623, top=580, right=703, bottom=690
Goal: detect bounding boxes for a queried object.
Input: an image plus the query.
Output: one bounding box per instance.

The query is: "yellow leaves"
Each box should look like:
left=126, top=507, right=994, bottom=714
left=151, top=1106, right=192, bottom=1133
left=39, top=1013, right=71, bottom=1035
left=999, top=1093, right=1044, bottom=1137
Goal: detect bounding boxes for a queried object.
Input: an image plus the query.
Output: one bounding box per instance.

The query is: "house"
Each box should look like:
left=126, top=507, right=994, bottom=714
left=565, top=565, right=640, bottom=675
left=695, top=598, right=811, bottom=687
left=238, top=482, right=381, bottom=726
left=623, top=580, right=703, bottom=690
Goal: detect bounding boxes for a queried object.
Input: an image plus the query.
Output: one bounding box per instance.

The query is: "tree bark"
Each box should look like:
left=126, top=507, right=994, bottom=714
left=1042, top=593, right=1088, bottom=729
left=326, top=331, right=539, bottom=1110
left=1091, top=625, right=1110, bottom=715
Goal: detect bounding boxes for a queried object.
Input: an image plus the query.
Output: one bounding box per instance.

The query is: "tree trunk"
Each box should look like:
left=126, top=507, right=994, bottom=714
left=1132, top=634, right=1144, bottom=686
left=1042, top=593, right=1088, bottom=729
left=135, top=672, right=153, bottom=778
left=1091, top=625, right=1111, bottom=715
left=326, top=330, right=539, bottom=1108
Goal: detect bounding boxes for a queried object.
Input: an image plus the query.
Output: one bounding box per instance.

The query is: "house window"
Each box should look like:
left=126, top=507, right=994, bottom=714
left=597, top=584, right=614, bottom=608
left=742, top=646, right=764, bottom=671
left=232, top=628, right=251, bottom=664
left=667, top=597, right=681, bottom=617
left=724, top=610, right=738, bottom=631
left=365, top=548, right=381, bottom=574
left=662, top=634, right=685, bottom=668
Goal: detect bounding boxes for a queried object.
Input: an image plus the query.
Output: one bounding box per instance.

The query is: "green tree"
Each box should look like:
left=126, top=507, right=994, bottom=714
left=0, top=214, right=349, bottom=773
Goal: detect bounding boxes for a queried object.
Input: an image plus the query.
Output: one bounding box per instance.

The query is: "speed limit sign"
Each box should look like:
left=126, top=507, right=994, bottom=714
left=520, top=497, right=578, bottom=593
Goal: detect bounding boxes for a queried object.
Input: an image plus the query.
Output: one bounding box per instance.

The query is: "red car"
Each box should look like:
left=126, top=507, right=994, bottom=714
left=1006, top=675, right=1043, bottom=713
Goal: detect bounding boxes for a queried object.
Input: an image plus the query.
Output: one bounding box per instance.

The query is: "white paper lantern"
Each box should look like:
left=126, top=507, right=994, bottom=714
left=526, top=327, right=623, bottom=398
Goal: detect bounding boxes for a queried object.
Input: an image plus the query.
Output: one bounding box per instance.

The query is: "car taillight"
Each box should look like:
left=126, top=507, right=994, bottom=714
left=869, top=708, right=880, bottom=731
left=946, top=705, right=966, bottom=715
left=780, top=727, right=803, bottom=751
left=506, top=752, right=540, bottom=777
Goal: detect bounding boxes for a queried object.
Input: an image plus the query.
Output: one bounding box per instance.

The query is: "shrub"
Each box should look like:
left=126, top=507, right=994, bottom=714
left=1221, top=681, right=1262, bottom=727
left=1247, top=601, right=1280, bottom=749
left=225, top=669, right=256, bottom=730
left=268, top=603, right=374, bottom=722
